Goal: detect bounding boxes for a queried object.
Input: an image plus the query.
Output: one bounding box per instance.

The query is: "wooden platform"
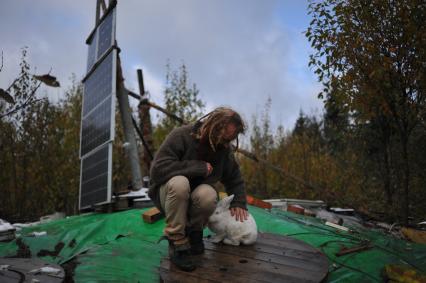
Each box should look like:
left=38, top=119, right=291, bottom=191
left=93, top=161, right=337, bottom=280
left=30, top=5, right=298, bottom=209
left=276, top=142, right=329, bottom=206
left=0, top=257, right=65, bottom=283
left=160, top=232, right=329, bottom=283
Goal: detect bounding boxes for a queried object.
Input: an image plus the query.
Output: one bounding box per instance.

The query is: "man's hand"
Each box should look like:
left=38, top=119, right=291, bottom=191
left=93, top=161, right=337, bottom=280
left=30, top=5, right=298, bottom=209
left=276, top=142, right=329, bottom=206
left=206, top=162, right=213, bottom=176
left=230, top=207, right=248, bottom=222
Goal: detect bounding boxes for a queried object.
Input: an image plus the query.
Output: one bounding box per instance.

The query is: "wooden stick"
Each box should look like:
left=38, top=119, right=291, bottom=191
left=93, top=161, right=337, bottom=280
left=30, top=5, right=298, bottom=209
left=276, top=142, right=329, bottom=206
left=336, top=244, right=372, bottom=257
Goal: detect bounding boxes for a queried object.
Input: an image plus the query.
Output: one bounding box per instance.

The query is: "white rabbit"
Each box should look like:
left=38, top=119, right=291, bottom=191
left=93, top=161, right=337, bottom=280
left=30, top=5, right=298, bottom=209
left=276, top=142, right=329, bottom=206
left=207, top=194, right=258, bottom=246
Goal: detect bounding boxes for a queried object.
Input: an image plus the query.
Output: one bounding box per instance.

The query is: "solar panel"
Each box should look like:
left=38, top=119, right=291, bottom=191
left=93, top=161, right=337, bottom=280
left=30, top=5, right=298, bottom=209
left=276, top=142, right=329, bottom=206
left=86, top=31, right=97, bottom=72
left=81, top=95, right=114, bottom=156
left=86, top=7, right=115, bottom=73
left=97, top=10, right=114, bottom=60
left=80, top=5, right=117, bottom=209
left=79, top=143, right=112, bottom=209
left=82, top=51, right=114, bottom=117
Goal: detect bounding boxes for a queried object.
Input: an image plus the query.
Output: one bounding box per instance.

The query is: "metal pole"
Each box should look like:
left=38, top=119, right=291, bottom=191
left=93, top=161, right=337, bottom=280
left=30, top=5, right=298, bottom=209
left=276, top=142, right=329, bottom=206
left=116, top=57, right=143, bottom=190
left=95, top=0, right=101, bottom=25
left=137, top=69, right=145, bottom=96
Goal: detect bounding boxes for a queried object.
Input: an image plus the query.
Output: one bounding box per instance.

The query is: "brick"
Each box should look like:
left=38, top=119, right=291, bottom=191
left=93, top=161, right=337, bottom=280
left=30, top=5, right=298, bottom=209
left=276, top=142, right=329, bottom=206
left=287, top=204, right=305, bottom=215
left=246, top=195, right=272, bottom=209
left=142, top=207, right=163, bottom=223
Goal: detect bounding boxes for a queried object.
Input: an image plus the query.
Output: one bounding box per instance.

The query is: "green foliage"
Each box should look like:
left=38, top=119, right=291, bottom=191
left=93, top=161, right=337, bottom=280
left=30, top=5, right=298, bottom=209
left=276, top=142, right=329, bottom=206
left=55, top=75, right=83, bottom=214
left=153, top=63, right=205, bottom=147
left=306, top=0, right=426, bottom=223
left=239, top=95, right=425, bottom=222
left=0, top=56, right=207, bottom=221
left=1, top=39, right=425, bottom=225
left=0, top=49, right=83, bottom=221
left=244, top=98, right=274, bottom=198
left=1, top=47, right=41, bottom=122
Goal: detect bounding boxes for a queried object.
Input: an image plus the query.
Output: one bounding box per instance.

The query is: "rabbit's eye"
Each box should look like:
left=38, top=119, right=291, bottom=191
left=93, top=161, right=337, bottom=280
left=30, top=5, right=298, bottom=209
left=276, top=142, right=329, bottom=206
left=215, top=211, right=219, bottom=214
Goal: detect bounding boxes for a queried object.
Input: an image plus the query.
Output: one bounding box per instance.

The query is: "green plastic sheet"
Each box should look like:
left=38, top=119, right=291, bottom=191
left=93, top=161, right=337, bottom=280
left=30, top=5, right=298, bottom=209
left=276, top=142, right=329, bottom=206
left=1, top=207, right=425, bottom=282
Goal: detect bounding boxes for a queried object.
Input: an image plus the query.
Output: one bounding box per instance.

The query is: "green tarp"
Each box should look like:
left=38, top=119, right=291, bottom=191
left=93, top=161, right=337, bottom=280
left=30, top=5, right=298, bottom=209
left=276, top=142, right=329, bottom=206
left=1, top=207, right=425, bottom=282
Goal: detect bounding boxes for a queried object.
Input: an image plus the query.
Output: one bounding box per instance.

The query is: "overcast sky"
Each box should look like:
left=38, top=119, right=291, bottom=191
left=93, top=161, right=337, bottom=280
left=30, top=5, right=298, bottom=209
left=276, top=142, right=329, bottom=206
left=0, top=0, right=323, bottom=132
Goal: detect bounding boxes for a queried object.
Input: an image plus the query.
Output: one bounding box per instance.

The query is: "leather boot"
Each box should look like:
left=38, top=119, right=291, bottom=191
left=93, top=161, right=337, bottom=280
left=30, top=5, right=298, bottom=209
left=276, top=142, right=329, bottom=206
left=188, top=230, right=204, bottom=255
left=168, top=238, right=196, bottom=272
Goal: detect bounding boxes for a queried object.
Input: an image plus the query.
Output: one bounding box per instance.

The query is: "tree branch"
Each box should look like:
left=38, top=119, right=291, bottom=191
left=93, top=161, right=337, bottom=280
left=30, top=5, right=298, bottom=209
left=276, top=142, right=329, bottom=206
left=0, top=81, right=42, bottom=119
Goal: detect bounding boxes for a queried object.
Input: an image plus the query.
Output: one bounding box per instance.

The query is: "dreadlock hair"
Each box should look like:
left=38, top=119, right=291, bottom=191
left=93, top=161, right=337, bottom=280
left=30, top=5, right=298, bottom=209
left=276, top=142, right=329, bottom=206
left=195, top=107, right=246, bottom=152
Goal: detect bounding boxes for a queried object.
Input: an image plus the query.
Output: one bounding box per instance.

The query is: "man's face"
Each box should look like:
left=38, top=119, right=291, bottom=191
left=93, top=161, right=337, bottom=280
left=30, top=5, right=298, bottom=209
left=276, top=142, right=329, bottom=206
left=222, top=122, right=238, bottom=143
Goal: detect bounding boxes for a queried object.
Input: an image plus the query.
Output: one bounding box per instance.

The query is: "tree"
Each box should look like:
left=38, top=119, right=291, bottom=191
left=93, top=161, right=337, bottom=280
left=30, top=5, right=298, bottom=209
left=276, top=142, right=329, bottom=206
left=0, top=49, right=82, bottom=220
left=0, top=48, right=40, bottom=122
left=55, top=76, right=83, bottom=215
left=247, top=98, right=274, bottom=197
left=323, top=93, right=350, bottom=155
left=292, top=111, right=323, bottom=188
left=306, top=0, right=426, bottom=223
left=1, top=48, right=60, bottom=120
left=153, top=63, right=205, bottom=147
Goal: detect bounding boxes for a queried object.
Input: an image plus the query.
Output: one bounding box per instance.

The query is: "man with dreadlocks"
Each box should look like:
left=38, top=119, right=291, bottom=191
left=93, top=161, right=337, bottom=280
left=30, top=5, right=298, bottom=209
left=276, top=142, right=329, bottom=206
left=149, top=107, right=248, bottom=271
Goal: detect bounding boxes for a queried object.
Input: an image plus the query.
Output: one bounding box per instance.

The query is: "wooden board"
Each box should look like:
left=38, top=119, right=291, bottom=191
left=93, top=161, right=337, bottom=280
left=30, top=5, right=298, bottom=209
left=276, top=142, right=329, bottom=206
left=160, top=232, right=329, bottom=283
left=0, top=257, right=65, bottom=283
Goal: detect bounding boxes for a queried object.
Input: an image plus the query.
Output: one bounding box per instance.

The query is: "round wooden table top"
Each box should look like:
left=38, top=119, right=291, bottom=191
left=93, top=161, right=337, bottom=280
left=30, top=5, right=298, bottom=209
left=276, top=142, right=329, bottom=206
left=160, top=232, right=329, bottom=283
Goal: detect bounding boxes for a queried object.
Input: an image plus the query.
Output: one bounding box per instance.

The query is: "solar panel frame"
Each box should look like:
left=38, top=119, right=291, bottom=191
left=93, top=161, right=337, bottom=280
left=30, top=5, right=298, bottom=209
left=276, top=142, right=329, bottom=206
left=79, top=5, right=117, bottom=210
left=79, top=143, right=113, bottom=209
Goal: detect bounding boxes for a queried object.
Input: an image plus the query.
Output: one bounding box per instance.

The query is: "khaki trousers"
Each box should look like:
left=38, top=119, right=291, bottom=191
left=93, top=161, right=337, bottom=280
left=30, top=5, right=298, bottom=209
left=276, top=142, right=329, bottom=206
left=159, top=175, right=217, bottom=243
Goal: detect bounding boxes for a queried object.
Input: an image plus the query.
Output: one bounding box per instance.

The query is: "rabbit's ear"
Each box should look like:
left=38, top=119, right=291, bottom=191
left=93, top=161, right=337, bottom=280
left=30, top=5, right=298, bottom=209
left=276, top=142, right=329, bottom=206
left=220, top=194, right=234, bottom=208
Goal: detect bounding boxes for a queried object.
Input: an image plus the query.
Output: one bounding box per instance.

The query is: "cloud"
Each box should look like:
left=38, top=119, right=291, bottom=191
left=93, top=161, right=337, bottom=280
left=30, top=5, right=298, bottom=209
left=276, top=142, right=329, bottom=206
left=116, top=0, right=324, bottom=130
left=0, top=0, right=323, bottom=130
left=0, top=0, right=94, bottom=102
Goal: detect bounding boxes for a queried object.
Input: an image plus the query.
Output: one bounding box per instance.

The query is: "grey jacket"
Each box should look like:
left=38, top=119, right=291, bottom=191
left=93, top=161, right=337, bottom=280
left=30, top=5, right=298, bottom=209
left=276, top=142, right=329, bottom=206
left=148, top=123, right=247, bottom=211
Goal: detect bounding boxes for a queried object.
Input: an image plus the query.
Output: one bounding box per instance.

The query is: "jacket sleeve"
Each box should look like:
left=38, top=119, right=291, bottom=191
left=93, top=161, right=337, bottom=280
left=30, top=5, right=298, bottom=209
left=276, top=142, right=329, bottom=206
left=222, top=151, right=247, bottom=210
left=150, top=128, right=207, bottom=186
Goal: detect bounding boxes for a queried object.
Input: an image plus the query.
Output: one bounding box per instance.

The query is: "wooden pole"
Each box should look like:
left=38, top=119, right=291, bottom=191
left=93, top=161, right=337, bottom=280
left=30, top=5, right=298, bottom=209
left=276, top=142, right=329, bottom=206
left=136, top=69, right=154, bottom=176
